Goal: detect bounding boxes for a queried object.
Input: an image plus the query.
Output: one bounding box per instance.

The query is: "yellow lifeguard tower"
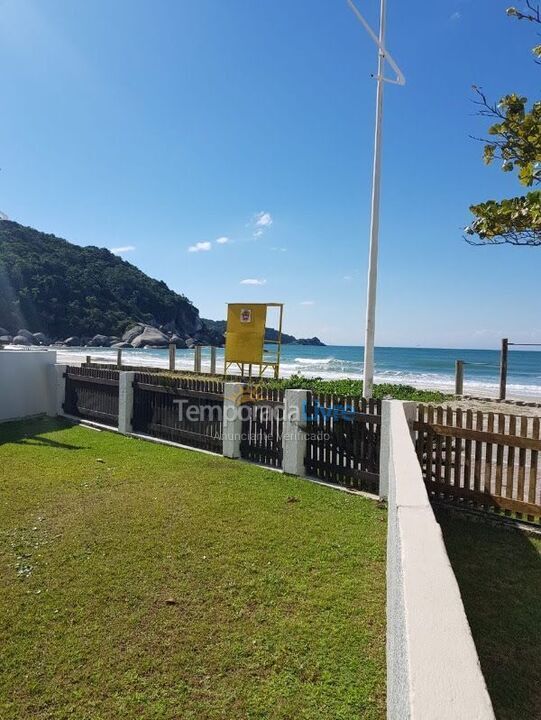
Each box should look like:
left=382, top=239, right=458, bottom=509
left=224, top=302, right=284, bottom=378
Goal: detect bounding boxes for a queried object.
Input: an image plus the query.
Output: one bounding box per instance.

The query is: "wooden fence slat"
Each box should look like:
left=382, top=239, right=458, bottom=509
left=464, top=410, right=473, bottom=491
left=303, top=393, right=381, bottom=493
left=415, top=404, right=541, bottom=525
left=435, top=406, right=443, bottom=483
left=427, top=406, right=435, bottom=483
left=484, top=413, right=494, bottom=495
left=131, top=372, right=223, bottom=454
left=455, top=409, right=463, bottom=490
left=506, top=415, right=517, bottom=511
left=528, top=417, right=540, bottom=521
left=444, top=407, right=452, bottom=487
left=495, top=414, right=505, bottom=499
left=64, top=366, right=119, bottom=427
left=473, top=411, right=483, bottom=495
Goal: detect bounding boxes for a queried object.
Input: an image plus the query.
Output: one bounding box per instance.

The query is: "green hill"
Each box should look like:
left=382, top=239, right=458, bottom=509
left=0, top=220, right=204, bottom=340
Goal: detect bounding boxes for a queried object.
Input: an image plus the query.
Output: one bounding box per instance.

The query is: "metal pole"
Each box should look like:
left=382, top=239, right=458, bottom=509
left=362, top=0, right=386, bottom=399
left=116, top=349, right=122, bottom=369
left=210, top=346, right=217, bottom=375
left=499, top=338, right=508, bottom=401
left=455, top=360, right=464, bottom=396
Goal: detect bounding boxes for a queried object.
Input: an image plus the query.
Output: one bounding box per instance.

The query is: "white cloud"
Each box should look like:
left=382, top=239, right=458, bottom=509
left=343, top=275, right=352, bottom=281
left=300, top=300, right=315, bottom=306
left=215, top=236, right=229, bottom=245
left=271, top=246, right=287, bottom=252
left=450, top=11, right=461, bottom=21
left=255, top=211, right=272, bottom=228
left=240, top=278, right=267, bottom=286
left=188, top=241, right=212, bottom=253
left=111, top=245, right=135, bottom=255
left=253, top=229, right=264, bottom=238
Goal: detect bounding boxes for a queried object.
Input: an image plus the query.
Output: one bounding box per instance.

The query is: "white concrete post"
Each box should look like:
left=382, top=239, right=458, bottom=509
left=49, top=364, right=67, bottom=417
left=223, top=382, right=246, bottom=458
left=118, top=371, right=135, bottom=435
left=210, top=346, right=217, bottom=375
left=283, top=389, right=308, bottom=476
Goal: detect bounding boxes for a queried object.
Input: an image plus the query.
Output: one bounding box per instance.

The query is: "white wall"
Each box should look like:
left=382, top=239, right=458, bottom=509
left=0, top=350, right=57, bottom=423
left=382, top=400, right=495, bottom=720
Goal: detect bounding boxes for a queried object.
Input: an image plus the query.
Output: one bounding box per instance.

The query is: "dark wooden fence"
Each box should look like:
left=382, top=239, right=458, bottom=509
left=63, top=366, right=119, bottom=427
left=240, top=387, right=284, bottom=468
left=304, top=394, right=381, bottom=494
left=416, top=405, right=541, bottom=524
left=132, top=373, right=224, bottom=453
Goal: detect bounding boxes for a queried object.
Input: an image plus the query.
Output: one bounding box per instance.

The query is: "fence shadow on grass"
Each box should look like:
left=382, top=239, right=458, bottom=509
left=0, top=417, right=88, bottom=451
left=436, top=508, right=541, bottom=720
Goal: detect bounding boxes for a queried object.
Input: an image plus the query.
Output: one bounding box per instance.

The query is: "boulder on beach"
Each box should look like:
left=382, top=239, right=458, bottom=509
left=12, top=334, right=32, bottom=345
left=32, top=332, right=50, bottom=346
left=87, top=334, right=111, bottom=347
left=16, top=329, right=34, bottom=342
left=170, top=334, right=187, bottom=349
left=131, top=326, right=169, bottom=348
left=0, top=335, right=13, bottom=344
left=64, top=336, right=80, bottom=347
left=122, top=324, right=145, bottom=344
left=111, top=341, right=132, bottom=349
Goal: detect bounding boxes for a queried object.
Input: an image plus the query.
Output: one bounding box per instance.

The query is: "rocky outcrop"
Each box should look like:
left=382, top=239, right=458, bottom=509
left=12, top=334, right=32, bottom=345
left=86, top=334, right=112, bottom=347
left=16, top=329, right=34, bottom=342
left=64, top=336, right=80, bottom=347
left=170, top=334, right=188, bottom=349
left=131, top=326, right=169, bottom=348
left=122, top=324, right=145, bottom=344
left=32, top=332, right=50, bottom=345
left=293, top=337, right=325, bottom=346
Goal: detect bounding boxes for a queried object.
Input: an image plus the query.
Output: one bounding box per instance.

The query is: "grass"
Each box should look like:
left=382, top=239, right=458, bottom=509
left=437, top=510, right=541, bottom=720
left=0, top=418, right=386, bottom=720
left=263, top=375, right=451, bottom=403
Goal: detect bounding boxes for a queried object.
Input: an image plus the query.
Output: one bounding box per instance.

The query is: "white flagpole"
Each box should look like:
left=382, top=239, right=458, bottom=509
left=347, top=0, right=404, bottom=399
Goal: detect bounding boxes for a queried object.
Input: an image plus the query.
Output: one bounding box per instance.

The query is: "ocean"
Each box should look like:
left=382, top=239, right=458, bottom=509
left=56, top=344, right=541, bottom=400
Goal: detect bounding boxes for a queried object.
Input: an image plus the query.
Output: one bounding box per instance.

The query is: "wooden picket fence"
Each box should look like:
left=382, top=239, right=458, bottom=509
left=304, top=394, right=381, bottom=494
left=416, top=405, right=541, bottom=524
left=63, top=366, right=119, bottom=427
left=239, top=387, right=284, bottom=468
left=132, top=373, right=224, bottom=453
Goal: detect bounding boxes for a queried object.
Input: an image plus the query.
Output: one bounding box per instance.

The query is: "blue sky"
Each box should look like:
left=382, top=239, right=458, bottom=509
left=0, top=0, right=539, bottom=347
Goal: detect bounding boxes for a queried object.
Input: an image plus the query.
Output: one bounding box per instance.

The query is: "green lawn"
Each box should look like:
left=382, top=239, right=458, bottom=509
left=437, top=510, right=541, bottom=720
left=0, top=418, right=386, bottom=720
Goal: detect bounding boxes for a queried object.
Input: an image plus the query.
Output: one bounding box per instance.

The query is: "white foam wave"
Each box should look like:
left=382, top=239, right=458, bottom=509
left=294, top=357, right=334, bottom=365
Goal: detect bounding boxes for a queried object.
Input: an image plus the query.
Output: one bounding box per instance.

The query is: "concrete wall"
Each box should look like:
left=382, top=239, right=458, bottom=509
left=0, top=350, right=57, bottom=422
left=382, top=400, right=495, bottom=720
